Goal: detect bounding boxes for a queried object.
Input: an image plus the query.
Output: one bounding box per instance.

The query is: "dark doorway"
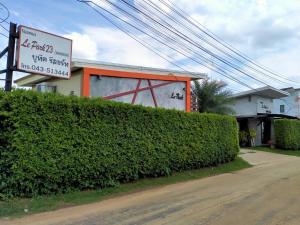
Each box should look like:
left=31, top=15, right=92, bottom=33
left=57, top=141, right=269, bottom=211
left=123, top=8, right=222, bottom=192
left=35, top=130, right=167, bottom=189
left=238, top=119, right=248, bottom=131
left=237, top=118, right=250, bottom=147
left=261, top=118, right=271, bottom=144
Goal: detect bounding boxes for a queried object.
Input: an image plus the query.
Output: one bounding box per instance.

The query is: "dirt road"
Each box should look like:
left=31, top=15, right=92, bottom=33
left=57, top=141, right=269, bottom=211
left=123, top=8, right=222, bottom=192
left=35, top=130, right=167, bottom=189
left=2, top=149, right=300, bottom=225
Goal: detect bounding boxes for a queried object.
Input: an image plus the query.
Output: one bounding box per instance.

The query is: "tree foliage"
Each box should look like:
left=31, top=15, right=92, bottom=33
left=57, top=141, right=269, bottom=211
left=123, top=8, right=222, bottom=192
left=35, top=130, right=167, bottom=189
left=193, top=79, right=234, bottom=114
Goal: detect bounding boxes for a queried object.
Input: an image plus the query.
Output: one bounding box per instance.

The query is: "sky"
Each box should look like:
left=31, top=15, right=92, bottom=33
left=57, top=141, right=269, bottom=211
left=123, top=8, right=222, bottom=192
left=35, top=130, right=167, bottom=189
left=0, top=0, right=299, bottom=92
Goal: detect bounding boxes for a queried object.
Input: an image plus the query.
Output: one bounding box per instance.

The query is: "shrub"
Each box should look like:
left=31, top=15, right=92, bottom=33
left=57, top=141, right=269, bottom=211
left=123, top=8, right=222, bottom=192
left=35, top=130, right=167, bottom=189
left=0, top=90, right=239, bottom=197
left=239, top=131, right=249, bottom=147
left=248, top=128, right=256, bottom=147
left=274, top=119, right=300, bottom=150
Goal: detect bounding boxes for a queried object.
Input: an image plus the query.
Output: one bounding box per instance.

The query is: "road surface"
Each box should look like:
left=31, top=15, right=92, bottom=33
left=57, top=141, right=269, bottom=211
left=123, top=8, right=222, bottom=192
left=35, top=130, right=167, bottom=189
left=2, top=149, right=300, bottom=225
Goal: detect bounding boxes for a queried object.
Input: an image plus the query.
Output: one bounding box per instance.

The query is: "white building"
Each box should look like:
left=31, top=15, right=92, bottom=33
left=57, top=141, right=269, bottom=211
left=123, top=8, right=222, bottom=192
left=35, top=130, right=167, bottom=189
left=231, top=86, right=290, bottom=146
left=272, top=87, right=300, bottom=118
left=15, top=59, right=206, bottom=112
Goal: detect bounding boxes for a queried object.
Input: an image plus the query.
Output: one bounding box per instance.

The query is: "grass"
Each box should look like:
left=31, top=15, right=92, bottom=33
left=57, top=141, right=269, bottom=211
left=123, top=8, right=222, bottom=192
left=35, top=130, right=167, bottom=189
left=251, top=147, right=300, bottom=157
left=0, top=157, right=251, bottom=219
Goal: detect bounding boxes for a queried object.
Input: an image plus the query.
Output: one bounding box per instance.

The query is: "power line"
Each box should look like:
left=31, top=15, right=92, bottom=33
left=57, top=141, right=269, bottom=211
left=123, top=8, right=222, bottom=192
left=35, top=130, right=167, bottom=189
left=76, top=1, right=202, bottom=76
left=96, top=0, right=263, bottom=88
left=139, top=0, right=295, bottom=86
left=72, top=1, right=199, bottom=85
left=74, top=3, right=200, bottom=75
left=0, top=32, right=8, bottom=38
left=0, top=23, right=9, bottom=32
left=122, top=0, right=300, bottom=88
left=77, top=0, right=255, bottom=89
left=116, top=0, right=279, bottom=87
left=78, top=0, right=255, bottom=89
left=74, top=2, right=214, bottom=89
left=87, top=7, right=188, bottom=73
left=157, top=0, right=300, bottom=84
left=0, top=1, right=10, bottom=24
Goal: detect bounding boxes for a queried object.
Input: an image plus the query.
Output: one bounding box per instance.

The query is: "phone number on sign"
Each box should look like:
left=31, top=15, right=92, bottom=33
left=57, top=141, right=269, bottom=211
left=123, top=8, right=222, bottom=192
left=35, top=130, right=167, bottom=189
left=22, top=64, right=69, bottom=77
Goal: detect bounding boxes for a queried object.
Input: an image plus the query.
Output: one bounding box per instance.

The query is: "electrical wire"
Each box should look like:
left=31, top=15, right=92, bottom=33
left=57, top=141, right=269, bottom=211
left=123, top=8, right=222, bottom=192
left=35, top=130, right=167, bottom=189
left=92, top=0, right=260, bottom=88
left=73, top=3, right=192, bottom=74
left=116, top=0, right=277, bottom=87
left=78, top=0, right=256, bottom=89
left=77, top=0, right=255, bottom=89
left=158, top=0, right=300, bottom=84
left=0, top=32, right=8, bottom=38
left=0, top=1, right=10, bottom=24
left=0, top=23, right=8, bottom=32
left=76, top=1, right=205, bottom=76
left=73, top=0, right=205, bottom=91
left=139, top=0, right=294, bottom=86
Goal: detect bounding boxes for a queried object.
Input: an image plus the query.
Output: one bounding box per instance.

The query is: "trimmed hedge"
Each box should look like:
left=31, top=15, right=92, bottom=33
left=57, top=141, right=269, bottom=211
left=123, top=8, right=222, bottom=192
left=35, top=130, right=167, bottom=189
left=0, top=90, right=239, bottom=197
left=275, top=119, right=300, bottom=150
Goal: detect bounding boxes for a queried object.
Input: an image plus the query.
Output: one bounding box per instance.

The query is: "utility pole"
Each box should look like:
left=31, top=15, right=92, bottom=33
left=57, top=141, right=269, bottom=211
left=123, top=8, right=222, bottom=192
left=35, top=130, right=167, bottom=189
left=4, top=22, right=17, bottom=91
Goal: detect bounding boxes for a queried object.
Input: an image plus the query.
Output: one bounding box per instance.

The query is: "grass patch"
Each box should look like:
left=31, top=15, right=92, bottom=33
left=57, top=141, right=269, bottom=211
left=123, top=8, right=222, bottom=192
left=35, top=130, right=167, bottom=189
left=252, top=147, right=300, bottom=157
left=0, top=157, right=251, bottom=219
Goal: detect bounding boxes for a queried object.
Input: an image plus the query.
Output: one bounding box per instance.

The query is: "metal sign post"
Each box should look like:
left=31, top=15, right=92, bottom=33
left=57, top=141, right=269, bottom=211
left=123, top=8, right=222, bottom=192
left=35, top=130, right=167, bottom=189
left=0, top=22, right=17, bottom=91
left=5, top=23, right=17, bottom=92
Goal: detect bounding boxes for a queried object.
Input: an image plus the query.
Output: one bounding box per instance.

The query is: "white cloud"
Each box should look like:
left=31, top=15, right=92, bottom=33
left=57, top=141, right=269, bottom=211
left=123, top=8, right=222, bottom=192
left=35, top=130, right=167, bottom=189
left=89, top=0, right=116, bottom=10
left=257, top=45, right=300, bottom=80
left=134, top=0, right=173, bottom=14
left=3, top=0, right=299, bottom=91
left=66, top=0, right=300, bottom=91
left=170, top=0, right=300, bottom=88
left=64, top=32, right=98, bottom=60
left=65, top=26, right=170, bottom=68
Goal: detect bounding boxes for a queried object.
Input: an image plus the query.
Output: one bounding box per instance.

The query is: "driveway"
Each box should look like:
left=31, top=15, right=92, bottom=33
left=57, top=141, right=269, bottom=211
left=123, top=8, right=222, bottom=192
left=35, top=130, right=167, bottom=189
left=2, top=149, right=300, bottom=225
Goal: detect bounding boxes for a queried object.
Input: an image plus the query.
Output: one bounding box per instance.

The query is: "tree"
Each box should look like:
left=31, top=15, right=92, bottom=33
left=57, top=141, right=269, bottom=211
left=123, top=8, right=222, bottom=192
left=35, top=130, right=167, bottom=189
left=192, top=79, right=235, bottom=114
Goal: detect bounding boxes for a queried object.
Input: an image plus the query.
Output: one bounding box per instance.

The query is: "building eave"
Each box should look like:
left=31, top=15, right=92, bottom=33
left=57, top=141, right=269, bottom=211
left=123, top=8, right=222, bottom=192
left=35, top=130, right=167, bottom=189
left=71, top=58, right=206, bottom=80
left=236, top=113, right=298, bottom=120
left=15, top=59, right=207, bottom=87
left=231, top=86, right=289, bottom=99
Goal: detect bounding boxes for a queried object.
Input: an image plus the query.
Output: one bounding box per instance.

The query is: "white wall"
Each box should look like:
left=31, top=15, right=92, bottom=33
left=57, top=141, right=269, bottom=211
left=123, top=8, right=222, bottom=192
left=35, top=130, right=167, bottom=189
left=256, top=97, right=273, bottom=114
left=231, top=96, right=258, bottom=116
left=34, top=70, right=82, bottom=96
left=232, top=95, right=274, bottom=116
left=273, top=91, right=300, bottom=118
left=90, top=76, right=187, bottom=111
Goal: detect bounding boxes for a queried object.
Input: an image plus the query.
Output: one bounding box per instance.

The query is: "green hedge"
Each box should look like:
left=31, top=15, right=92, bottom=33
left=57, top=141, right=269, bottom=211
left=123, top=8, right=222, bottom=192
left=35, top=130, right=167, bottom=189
left=0, top=90, right=239, bottom=197
left=275, top=119, right=300, bottom=150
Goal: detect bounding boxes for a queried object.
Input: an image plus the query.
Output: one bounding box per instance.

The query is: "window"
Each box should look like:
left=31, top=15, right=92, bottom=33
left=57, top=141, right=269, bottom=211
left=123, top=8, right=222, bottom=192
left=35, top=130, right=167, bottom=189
left=280, top=105, right=285, bottom=113
left=36, top=85, right=57, bottom=93
left=248, top=96, right=252, bottom=102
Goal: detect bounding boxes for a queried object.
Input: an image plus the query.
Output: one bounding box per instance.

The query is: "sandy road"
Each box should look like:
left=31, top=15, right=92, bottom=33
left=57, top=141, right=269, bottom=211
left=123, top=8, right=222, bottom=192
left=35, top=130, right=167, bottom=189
left=1, top=149, right=300, bottom=225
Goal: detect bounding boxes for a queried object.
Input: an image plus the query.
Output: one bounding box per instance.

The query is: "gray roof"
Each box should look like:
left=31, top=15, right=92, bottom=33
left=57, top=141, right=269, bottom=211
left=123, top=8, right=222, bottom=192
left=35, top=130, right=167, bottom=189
left=231, top=86, right=289, bottom=99
left=71, top=58, right=207, bottom=79
left=281, top=87, right=300, bottom=93
left=15, top=59, right=207, bottom=86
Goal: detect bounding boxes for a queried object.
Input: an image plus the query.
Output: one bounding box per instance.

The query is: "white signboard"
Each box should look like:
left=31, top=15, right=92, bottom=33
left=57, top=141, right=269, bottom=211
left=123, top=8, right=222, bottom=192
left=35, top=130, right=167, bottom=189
left=17, top=25, right=72, bottom=79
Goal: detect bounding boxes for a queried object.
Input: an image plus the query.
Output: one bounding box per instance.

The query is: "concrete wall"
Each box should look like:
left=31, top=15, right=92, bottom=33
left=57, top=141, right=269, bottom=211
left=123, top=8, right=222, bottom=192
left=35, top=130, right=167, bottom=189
left=256, top=97, right=273, bottom=114
left=34, top=70, right=82, bottom=96
left=231, top=96, right=258, bottom=116
left=232, top=95, right=274, bottom=116
left=273, top=91, right=300, bottom=118
left=90, top=75, right=186, bottom=111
